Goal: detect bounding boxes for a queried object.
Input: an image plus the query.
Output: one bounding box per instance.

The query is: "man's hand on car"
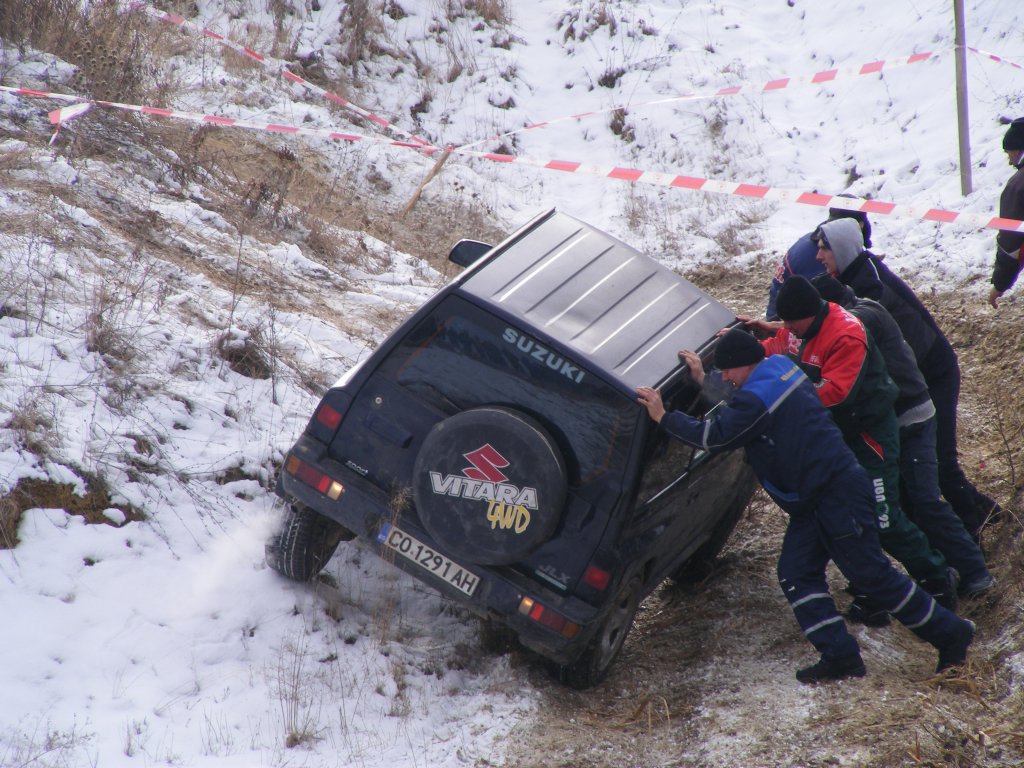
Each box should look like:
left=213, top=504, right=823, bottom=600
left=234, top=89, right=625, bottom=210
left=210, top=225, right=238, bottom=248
left=636, top=386, right=666, bottom=423
left=736, top=314, right=783, bottom=336
left=678, top=349, right=706, bottom=386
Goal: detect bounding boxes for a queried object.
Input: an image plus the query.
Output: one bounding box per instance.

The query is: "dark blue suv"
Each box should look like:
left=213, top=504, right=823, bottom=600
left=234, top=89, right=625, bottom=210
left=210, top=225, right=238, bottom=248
left=267, top=209, right=756, bottom=688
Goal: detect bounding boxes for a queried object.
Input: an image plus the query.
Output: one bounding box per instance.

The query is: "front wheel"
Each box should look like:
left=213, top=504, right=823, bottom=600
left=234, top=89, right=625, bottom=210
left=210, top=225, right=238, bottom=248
left=265, top=501, right=353, bottom=581
left=558, top=571, right=643, bottom=690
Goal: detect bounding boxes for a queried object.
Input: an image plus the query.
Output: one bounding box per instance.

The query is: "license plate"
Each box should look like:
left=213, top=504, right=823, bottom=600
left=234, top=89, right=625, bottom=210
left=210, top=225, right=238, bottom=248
left=377, top=522, right=480, bottom=597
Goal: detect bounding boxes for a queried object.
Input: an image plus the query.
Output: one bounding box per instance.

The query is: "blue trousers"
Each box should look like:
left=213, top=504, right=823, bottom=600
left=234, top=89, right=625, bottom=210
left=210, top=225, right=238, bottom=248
left=899, top=417, right=990, bottom=585
left=777, top=469, right=966, bottom=660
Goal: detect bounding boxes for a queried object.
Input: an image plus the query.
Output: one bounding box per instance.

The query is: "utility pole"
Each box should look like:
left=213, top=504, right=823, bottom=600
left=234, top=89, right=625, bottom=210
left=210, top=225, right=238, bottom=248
left=953, top=0, right=972, bottom=195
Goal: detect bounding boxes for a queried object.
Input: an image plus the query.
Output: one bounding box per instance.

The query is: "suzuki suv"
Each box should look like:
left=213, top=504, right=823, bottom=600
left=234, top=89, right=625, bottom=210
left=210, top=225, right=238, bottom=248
left=267, top=209, right=757, bottom=688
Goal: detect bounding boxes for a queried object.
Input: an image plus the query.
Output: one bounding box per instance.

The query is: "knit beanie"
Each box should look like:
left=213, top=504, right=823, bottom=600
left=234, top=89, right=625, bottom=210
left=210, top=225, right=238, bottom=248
left=776, top=275, right=823, bottom=321
left=1004, top=118, right=1024, bottom=151
left=713, top=328, right=765, bottom=370
left=810, top=273, right=854, bottom=307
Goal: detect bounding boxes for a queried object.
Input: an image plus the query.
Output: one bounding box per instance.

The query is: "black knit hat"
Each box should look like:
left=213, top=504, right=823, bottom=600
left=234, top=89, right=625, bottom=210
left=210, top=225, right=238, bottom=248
left=776, top=275, right=824, bottom=321
left=810, top=273, right=854, bottom=307
left=714, top=328, right=765, bottom=370
left=1004, top=118, right=1024, bottom=151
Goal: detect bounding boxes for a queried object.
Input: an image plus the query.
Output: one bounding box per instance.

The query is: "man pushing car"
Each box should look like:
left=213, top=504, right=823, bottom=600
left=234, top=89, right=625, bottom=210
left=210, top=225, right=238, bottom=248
left=635, top=328, right=975, bottom=683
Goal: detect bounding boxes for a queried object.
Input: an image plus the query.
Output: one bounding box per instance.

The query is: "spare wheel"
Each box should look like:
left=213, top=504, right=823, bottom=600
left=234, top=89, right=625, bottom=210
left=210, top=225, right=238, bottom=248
left=413, top=407, right=568, bottom=566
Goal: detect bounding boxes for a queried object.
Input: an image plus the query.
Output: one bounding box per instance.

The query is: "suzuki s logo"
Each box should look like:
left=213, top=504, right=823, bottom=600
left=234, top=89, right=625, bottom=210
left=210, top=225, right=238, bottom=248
left=462, top=444, right=509, bottom=483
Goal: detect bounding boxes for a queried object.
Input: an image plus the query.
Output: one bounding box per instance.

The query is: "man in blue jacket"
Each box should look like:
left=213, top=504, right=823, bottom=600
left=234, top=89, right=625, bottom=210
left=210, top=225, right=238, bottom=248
left=636, top=328, right=974, bottom=683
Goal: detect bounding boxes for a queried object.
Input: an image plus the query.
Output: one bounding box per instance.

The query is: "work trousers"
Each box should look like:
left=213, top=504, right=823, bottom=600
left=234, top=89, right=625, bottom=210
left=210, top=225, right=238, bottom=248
left=777, top=470, right=966, bottom=660
left=843, top=411, right=947, bottom=584
left=899, top=417, right=990, bottom=585
left=927, top=362, right=995, bottom=534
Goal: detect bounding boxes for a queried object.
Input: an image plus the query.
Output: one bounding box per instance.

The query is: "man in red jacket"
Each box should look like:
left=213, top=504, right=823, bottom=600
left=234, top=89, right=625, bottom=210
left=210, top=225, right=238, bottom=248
left=990, top=117, right=1024, bottom=308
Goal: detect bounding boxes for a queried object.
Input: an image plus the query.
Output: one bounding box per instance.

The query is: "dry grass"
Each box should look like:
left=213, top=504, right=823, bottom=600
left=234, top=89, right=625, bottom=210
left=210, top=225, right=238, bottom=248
left=0, top=474, right=145, bottom=549
left=1, top=0, right=182, bottom=105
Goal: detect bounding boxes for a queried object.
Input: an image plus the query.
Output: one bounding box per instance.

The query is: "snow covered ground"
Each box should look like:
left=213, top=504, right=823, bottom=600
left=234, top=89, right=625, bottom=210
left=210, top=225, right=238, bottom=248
left=1, top=1, right=1022, bottom=766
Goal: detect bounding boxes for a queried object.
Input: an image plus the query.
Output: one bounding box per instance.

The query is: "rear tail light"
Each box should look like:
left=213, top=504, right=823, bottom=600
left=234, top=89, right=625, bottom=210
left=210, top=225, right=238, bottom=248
left=285, top=455, right=344, bottom=500
left=582, top=565, right=611, bottom=591
left=518, top=596, right=580, bottom=638
left=315, top=402, right=342, bottom=430
left=305, top=390, right=351, bottom=442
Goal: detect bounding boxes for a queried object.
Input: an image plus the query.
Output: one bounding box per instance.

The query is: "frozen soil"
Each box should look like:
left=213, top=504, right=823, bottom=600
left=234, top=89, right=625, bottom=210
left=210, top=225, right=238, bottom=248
left=498, top=258, right=1024, bottom=768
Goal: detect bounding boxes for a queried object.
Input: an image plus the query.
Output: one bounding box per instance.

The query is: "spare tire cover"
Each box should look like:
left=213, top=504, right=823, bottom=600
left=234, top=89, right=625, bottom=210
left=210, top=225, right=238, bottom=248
left=413, top=407, right=568, bottom=566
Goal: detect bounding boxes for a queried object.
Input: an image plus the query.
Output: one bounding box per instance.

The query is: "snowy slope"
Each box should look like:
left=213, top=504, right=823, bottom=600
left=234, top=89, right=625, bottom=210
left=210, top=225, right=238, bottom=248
left=1, top=1, right=1023, bottom=767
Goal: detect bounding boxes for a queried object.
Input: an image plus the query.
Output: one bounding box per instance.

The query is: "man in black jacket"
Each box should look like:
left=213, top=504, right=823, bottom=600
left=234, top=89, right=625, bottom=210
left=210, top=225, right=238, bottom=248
left=812, top=274, right=994, bottom=602
left=816, top=218, right=1002, bottom=540
left=990, top=118, right=1024, bottom=308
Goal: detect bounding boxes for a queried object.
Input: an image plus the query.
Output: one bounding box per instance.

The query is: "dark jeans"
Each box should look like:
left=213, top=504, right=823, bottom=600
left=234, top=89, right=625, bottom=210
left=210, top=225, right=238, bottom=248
left=928, top=362, right=995, bottom=533
left=777, top=469, right=966, bottom=660
left=899, top=417, right=990, bottom=584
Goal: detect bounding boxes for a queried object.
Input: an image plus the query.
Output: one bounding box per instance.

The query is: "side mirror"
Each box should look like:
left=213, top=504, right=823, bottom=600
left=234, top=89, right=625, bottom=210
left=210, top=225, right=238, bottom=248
left=447, top=239, right=493, bottom=268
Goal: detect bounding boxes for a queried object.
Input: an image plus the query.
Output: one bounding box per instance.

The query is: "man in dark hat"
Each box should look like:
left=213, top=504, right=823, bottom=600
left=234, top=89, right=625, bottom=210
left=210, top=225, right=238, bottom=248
left=635, top=329, right=975, bottom=684
left=990, top=117, right=1024, bottom=308
left=751, top=276, right=957, bottom=612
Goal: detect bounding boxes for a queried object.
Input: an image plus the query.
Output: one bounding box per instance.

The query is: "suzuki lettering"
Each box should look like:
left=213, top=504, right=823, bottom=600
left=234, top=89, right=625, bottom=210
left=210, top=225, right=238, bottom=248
left=502, top=328, right=586, bottom=384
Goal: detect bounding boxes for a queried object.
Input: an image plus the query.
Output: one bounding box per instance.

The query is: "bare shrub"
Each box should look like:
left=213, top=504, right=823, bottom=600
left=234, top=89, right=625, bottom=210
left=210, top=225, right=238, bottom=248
left=5, top=394, right=60, bottom=458
left=270, top=635, right=324, bottom=749
left=557, top=2, right=619, bottom=42
left=610, top=108, right=635, bottom=143
left=216, top=327, right=273, bottom=380
left=466, top=0, right=511, bottom=26
left=338, top=0, right=385, bottom=78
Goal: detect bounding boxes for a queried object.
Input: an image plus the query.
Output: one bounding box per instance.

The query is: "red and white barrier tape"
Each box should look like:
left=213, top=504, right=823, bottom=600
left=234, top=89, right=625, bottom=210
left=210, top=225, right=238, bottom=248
left=457, top=51, right=939, bottom=150
left=4, top=84, right=1022, bottom=234
left=1, top=84, right=433, bottom=152
left=449, top=148, right=1024, bottom=234
left=124, top=1, right=436, bottom=149
left=966, top=46, right=1024, bottom=71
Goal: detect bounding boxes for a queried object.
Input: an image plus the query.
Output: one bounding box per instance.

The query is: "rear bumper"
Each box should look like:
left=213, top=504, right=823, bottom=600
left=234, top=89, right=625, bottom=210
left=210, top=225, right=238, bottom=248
left=275, top=435, right=608, bottom=664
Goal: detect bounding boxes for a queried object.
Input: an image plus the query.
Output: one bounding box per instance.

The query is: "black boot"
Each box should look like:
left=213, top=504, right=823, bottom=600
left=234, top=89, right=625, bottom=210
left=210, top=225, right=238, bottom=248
left=844, top=597, right=891, bottom=627
left=976, top=498, right=1004, bottom=531
left=796, top=654, right=866, bottom=684
left=919, top=567, right=959, bottom=613
left=936, top=619, right=975, bottom=673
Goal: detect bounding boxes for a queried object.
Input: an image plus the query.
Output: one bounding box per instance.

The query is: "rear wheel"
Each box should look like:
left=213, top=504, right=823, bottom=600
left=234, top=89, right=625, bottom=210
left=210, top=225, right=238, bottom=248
left=265, top=501, right=353, bottom=581
left=559, top=571, right=643, bottom=690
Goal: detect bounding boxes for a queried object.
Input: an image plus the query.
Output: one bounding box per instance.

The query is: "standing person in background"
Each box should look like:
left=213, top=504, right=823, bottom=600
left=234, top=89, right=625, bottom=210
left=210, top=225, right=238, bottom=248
left=815, top=218, right=1003, bottom=540
left=989, top=117, right=1024, bottom=308
left=635, top=330, right=975, bottom=684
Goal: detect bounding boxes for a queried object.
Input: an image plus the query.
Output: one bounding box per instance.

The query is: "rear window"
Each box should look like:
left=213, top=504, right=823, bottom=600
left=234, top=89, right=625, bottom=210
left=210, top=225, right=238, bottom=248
left=375, top=296, right=637, bottom=491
